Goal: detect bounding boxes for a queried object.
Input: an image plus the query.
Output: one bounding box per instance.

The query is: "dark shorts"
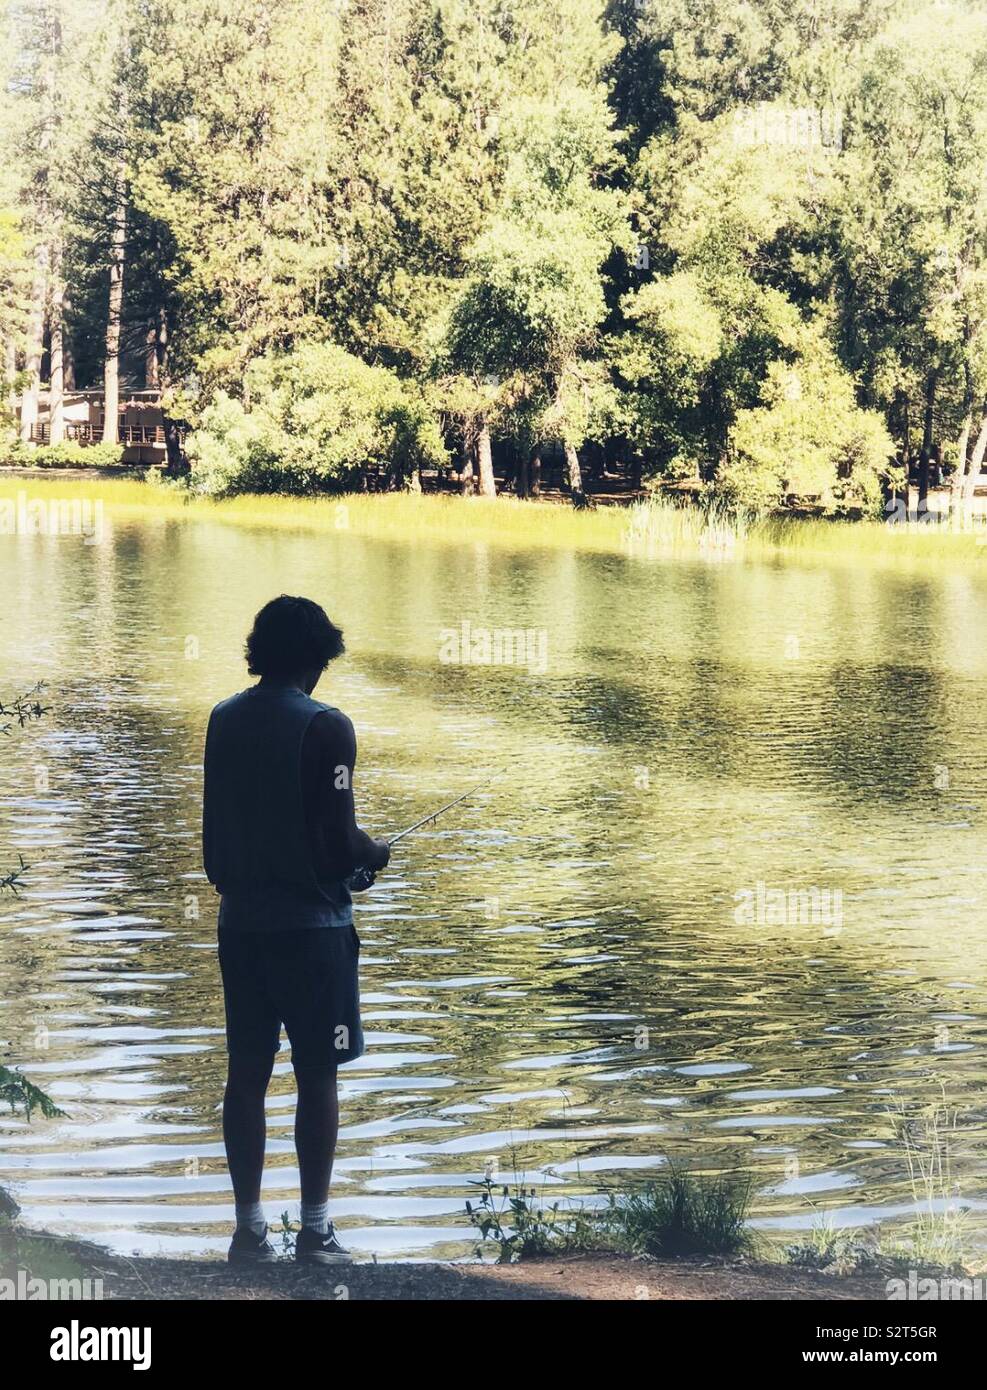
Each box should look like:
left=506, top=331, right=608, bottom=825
left=217, top=925, right=364, bottom=1068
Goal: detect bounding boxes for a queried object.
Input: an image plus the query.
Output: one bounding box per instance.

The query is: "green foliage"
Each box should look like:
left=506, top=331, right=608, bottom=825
left=441, top=73, right=631, bottom=463
left=0, top=440, right=124, bottom=469
left=0, top=202, right=31, bottom=417
left=5, top=0, right=987, bottom=504
left=787, top=1094, right=971, bottom=1277
left=721, top=323, right=899, bottom=514
left=0, top=683, right=62, bottom=1124
left=0, top=1067, right=64, bottom=1121
left=0, top=681, right=49, bottom=736
left=465, top=1164, right=757, bottom=1263
left=465, top=1171, right=603, bottom=1264
left=828, top=5, right=987, bottom=433
left=187, top=341, right=447, bottom=496
left=605, top=1168, right=756, bottom=1259
left=614, top=270, right=724, bottom=474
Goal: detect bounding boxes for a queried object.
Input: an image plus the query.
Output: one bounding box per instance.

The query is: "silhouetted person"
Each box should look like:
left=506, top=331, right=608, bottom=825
left=203, top=595, right=389, bottom=1264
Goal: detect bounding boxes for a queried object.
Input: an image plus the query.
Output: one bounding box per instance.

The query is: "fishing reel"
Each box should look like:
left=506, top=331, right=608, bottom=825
left=346, top=864, right=377, bottom=893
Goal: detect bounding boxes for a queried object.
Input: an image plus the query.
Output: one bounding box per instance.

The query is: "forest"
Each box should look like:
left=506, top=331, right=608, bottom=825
left=1, top=0, right=986, bottom=515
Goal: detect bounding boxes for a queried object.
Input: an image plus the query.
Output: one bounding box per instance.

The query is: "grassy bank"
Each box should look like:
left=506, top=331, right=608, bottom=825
left=0, top=1205, right=957, bottom=1302
left=1, top=1225, right=896, bottom=1301
left=5, top=474, right=987, bottom=568
left=0, top=1199, right=895, bottom=1302
left=2, top=1157, right=974, bottom=1300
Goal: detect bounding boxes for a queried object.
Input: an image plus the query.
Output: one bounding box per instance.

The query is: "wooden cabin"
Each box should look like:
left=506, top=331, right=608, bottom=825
left=20, top=389, right=168, bottom=466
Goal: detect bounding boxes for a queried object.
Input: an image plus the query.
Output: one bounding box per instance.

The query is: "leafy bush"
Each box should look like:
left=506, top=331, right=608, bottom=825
left=465, top=1161, right=758, bottom=1264
left=0, top=1066, right=64, bottom=1121
left=0, top=440, right=124, bottom=469
left=186, top=342, right=448, bottom=497
left=466, top=1171, right=603, bottom=1264
left=718, top=323, right=899, bottom=516
left=0, top=684, right=63, bottom=1124
left=605, top=1168, right=755, bottom=1258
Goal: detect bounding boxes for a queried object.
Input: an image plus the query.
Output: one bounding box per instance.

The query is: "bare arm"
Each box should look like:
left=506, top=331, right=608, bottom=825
left=305, top=710, right=389, bottom=880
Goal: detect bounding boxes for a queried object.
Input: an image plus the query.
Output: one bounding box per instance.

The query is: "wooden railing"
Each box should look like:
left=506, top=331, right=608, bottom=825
left=30, top=422, right=167, bottom=446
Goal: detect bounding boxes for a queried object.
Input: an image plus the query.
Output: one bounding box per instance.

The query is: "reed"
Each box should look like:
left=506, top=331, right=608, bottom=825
left=4, top=475, right=987, bottom=568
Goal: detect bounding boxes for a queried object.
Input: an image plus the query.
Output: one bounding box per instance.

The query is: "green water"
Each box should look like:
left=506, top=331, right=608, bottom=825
left=1, top=509, right=986, bottom=1258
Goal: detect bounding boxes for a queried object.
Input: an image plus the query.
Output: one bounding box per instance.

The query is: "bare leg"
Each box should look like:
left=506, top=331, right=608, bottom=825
left=223, top=1053, right=275, bottom=1204
left=293, top=1063, right=339, bottom=1205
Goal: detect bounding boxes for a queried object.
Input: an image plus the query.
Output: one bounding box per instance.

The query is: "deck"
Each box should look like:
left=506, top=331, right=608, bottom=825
left=30, top=423, right=166, bottom=446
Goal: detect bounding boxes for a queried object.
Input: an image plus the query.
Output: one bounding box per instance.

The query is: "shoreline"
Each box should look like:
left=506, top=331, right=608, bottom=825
left=2, top=1221, right=893, bottom=1301
left=3, top=472, right=987, bottom=571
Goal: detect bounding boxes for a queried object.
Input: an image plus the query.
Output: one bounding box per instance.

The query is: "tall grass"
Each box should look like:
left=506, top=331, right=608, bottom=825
left=4, top=474, right=987, bottom=567
left=466, top=1164, right=755, bottom=1263
left=606, top=1168, right=756, bottom=1259
left=755, top=513, right=987, bottom=567
left=786, top=1094, right=971, bottom=1275
left=0, top=475, right=630, bottom=553
left=886, top=1094, right=969, bottom=1271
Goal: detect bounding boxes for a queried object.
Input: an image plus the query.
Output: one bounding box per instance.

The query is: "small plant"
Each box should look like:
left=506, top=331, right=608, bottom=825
left=0, top=854, right=29, bottom=895
left=623, top=495, right=750, bottom=561
left=786, top=1094, right=971, bottom=1277
left=786, top=1212, right=879, bottom=1274
left=466, top=1165, right=601, bottom=1264
left=885, top=1092, right=969, bottom=1271
left=0, top=1066, right=64, bottom=1121
left=1, top=684, right=47, bottom=893
left=275, top=1210, right=296, bottom=1257
left=466, top=1160, right=760, bottom=1264
left=0, top=681, right=49, bottom=737
left=0, top=683, right=61, bottom=1124
left=605, top=1167, right=756, bottom=1259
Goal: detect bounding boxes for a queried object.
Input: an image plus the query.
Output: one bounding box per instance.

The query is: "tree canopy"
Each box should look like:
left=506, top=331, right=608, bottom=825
left=2, top=0, right=985, bottom=513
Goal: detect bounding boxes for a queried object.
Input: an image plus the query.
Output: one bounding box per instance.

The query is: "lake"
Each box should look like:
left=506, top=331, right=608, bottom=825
left=1, top=503, right=986, bottom=1258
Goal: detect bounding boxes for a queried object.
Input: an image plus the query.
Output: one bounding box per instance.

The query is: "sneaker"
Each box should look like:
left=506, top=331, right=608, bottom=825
left=228, top=1224, right=279, bottom=1264
left=295, top=1223, right=352, bottom=1265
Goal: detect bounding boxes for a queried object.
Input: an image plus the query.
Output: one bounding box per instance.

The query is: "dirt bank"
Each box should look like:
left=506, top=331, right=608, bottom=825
left=5, top=1228, right=890, bottom=1301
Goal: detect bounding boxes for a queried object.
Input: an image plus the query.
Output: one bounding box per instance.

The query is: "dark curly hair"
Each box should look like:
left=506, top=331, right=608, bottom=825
left=245, top=595, right=345, bottom=679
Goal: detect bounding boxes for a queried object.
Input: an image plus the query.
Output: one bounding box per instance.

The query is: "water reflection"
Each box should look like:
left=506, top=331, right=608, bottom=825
left=0, top=515, right=986, bottom=1258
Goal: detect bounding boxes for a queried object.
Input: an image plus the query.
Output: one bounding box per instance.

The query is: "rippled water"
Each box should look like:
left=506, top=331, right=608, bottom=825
left=2, top=510, right=987, bottom=1259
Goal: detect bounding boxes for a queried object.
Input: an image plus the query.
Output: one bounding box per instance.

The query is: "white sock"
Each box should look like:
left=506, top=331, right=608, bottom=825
left=301, top=1199, right=329, bottom=1234
left=235, top=1201, right=266, bottom=1237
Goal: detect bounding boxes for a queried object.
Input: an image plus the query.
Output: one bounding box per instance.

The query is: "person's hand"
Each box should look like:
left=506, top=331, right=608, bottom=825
left=373, top=838, right=391, bottom=870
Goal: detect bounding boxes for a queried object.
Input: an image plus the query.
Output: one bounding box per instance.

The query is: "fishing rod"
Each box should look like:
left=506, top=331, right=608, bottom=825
left=346, top=768, right=505, bottom=892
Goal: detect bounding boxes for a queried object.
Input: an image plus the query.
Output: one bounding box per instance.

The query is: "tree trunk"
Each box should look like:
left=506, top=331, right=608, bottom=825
left=62, top=286, right=75, bottom=392
left=460, top=431, right=475, bottom=496
left=162, top=413, right=186, bottom=472
left=49, top=252, right=66, bottom=445
left=917, top=372, right=937, bottom=516
left=102, top=180, right=127, bottom=446
left=962, top=412, right=987, bottom=518
left=145, top=324, right=159, bottom=389
left=155, top=307, right=187, bottom=474
left=951, top=413, right=971, bottom=516
left=19, top=251, right=47, bottom=443
left=516, top=449, right=530, bottom=498
left=530, top=449, right=542, bottom=496
left=564, top=439, right=583, bottom=496
left=477, top=423, right=496, bottom=497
